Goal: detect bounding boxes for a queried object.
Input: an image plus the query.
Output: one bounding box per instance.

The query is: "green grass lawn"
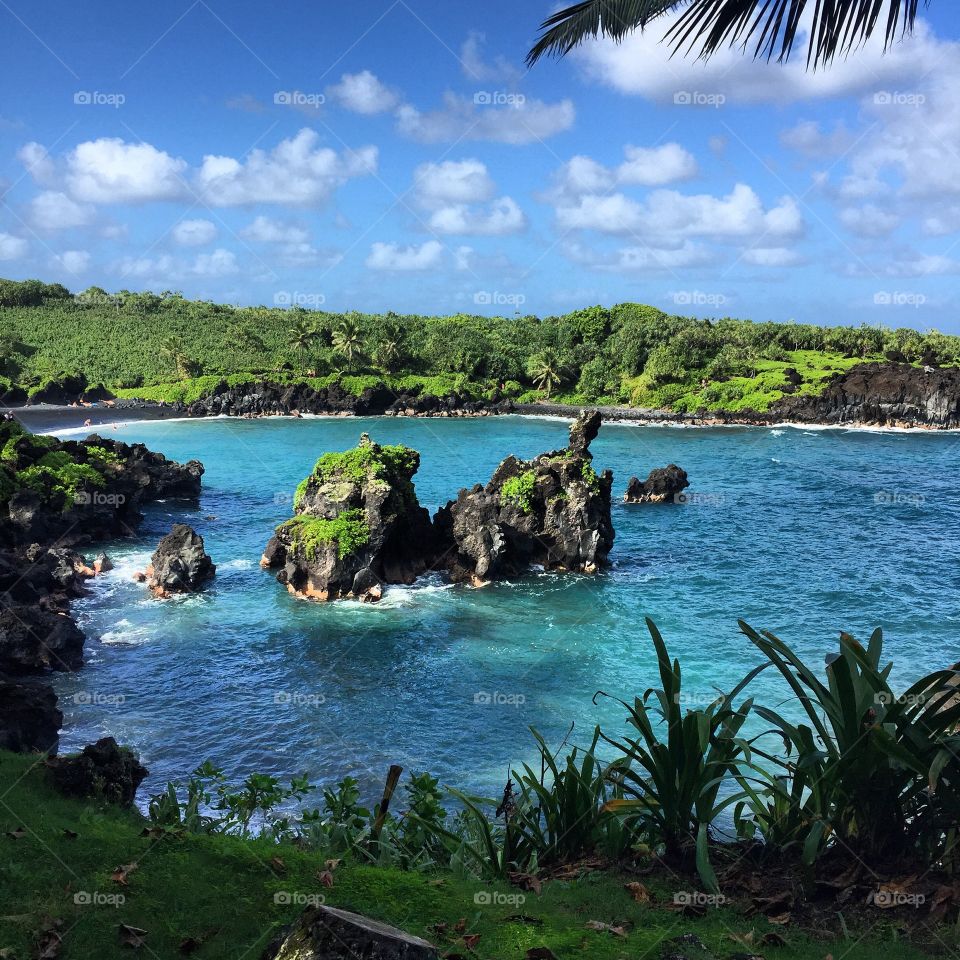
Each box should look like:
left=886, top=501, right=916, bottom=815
left=0, top=752, right=945, bottom=959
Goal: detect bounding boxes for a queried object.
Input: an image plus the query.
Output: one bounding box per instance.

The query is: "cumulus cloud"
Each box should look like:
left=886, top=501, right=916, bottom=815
left=555, top=183, right=803, bottom=243
left=742, top=246, right=806, bottom=267
left=366, top=240, right=443, bottom=271
left=780, top=120, right=854, bottom=157
left=838, top=205, right=900, bottom=238
left=172, top=218, right=217, bottom=246
left=197, top=129, right=377, bottom=206
left=413, top=159, right=525, bottom=236
left=29, top=191, right=95, bottom=230
left=396, top=93, right=574, bottom=145
left=113, top=254, right=178, bottom=281
left=460, top=32, right=523, bottom=85
left=327, top=71, right=400, bottom=114
left=239, top=215, right=309, bottom=244
left=0, top=233, right=28, bottom=260
left=65, top=139, right=187, bottom=203
left=18, top=142, right=56, bottom=186
left=52, top=250, right=90, bottom=274
left=192, top=248, right=239, bottom=276
left=575, top=11, right=950, bottom=105
left=565, top=238, right=714, bottom=272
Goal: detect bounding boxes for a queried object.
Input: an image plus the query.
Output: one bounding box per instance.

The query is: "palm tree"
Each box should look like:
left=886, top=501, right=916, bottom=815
left=288, top=319, right=317, bottom=374
left=332, top=319, right=364, bottom=370
left=373, top=324, right=404, bottom=373
left=527, top=349, right=567, bottom=399
left=526, top=0, right=925, bottom=70
left=159, top=336, right=199, bottom=381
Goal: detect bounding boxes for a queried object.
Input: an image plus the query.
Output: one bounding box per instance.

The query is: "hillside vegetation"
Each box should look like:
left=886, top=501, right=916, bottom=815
left=1, top=277, right=958, bottom=412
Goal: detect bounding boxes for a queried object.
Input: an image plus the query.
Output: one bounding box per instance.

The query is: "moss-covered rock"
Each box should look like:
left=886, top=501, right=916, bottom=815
left=261, top=434, right=435, bottom=602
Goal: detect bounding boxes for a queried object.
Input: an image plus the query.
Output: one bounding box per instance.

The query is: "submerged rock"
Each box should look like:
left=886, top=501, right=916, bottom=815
left=261, top=434, right=435, bottom=602
left=433, top=410, right=614, bottom=584
left=145, top=524, right=216, bottom=597
left=624, top=465, right=689, bottom=504
left=263, top=904, right=438, bottom=959
left=0, top=677, right=61, bottom=753
left=48, top=736, right=148, bottom=806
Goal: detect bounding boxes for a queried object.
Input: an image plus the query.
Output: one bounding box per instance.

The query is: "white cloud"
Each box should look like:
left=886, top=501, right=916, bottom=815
left=192, top=248, right=239, bottom=276
left=327, top=71, right=400, bottom=114
left=29, top=191, right=94, bottom=230
left=839, top=205, right=900, bottom=238
left=396, top=93, right=574, bottom=145
left=575, top=12, right=950, bottom=105
left=113, top=254, right=179, bottom=281
left=172, top=218, right=217, bottom=246
left=0, top=233, right=28, bottom=260
left=565, top=238, right=714, bottom=272
left=240, top=215, right=309, bottom=244
left=18, top=142, right=56, bottom=186
left=460, top=32, right=523, bottom=85
left=780, top=120, right=854, bottom=156
left=414, top=159, right=495, bottom=206
left=555, top=183, right=803, bottom=242
left=742, top=247, right=805, bottom=267
left=53, top=250, right=90, bottom=274
left=197, top=128, right=377, bottom=206
left=366, top=240, right=443, bottom=271
left=65, top=138, right=187, bottom=203
left=427, top=196, right=526, bottom=236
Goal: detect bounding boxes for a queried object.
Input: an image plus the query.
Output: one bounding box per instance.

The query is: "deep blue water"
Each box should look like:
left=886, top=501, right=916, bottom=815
left=50, top=415, right=960, bottom=800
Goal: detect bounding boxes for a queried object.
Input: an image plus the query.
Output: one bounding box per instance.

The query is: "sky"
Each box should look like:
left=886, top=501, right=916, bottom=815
left=0, top=1, right=959, bottom=330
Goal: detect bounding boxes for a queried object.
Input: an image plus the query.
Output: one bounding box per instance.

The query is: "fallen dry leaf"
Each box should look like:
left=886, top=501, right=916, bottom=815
left=508, top=872, right=543, bottom=895
left=111, top=862, right=139, bottom=886
left=324, top=858, right=341, bottom=872
left=461, top=933, right=481, bottom=950
left=269, top=857, right=287, bottom=874
left=585, top=920, right=627, bottom=938
left=6, top=827, right=26, bottom=840
left=316, top=870, right=334, bottom=889
left=624, top=881, right=651, bottom=904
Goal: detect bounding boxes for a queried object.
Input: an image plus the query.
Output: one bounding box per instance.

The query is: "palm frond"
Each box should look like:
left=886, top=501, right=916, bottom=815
left=526, top=0, right=677, bottom=65
left=527, top=0, right=926, bottom=69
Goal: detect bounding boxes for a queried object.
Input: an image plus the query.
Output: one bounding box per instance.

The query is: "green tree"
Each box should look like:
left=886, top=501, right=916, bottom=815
left=527, top=349, right=567, bottom=398
left=332, top=319, right=364, bottom=370
left=526, top=0, right=924, bottom=70
left=288, top=319, right=318, bottom=374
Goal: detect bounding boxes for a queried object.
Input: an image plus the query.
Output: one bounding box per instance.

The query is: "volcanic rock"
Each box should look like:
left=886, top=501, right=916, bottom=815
left=624, top=465, right=689, bottom=504
left=0, top=677, right=61, bottom=753
left=145, top=524, right=215, bottom=597
left=48, top=736, right=148, bottom=806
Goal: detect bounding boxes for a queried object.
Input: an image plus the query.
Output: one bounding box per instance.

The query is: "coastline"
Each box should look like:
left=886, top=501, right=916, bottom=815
left=10, top=398, right=960, bottom=437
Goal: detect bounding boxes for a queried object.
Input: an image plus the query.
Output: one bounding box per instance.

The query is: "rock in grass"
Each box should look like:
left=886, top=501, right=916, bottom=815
left=433, top=410, right=614, bottom=584
left=48, top=737, right=148, bottom=806
left=624, top=465, right=689, bottom=504
left=145, top=524, right=215, bottom=597
left=262, top=904, right=438, bottom=959
left=0, top=677, right=62, bottom=753
left=261, top=434, right=435, bottom=602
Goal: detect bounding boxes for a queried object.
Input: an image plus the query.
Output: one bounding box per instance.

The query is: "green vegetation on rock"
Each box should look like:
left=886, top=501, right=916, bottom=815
left=279, top=510, right=370, bottom=561
left=500, top=470, right=537, bottom=512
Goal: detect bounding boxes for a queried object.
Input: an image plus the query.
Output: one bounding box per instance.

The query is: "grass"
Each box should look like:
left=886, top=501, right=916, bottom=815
left=0, top=751, right=939, bottom=960
left=278, top=511, right=370, bottom=561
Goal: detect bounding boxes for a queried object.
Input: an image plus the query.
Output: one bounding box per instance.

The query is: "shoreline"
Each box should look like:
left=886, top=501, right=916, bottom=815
left=9, top=399, right=960, bottom=436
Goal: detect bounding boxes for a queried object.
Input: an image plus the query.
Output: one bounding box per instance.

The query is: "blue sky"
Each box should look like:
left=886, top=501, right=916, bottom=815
left=1, top=1, right=959, bottom=330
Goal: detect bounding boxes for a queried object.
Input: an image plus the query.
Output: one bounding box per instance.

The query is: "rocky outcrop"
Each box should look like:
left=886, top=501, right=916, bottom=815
left=624, top=465, right=689, bottom=504
left=47, top=736, right=148, bottom=806
left=774, top=362, right=960, bottom=428
left=263, top=905, right=438, bottom=960
left=262, top=434, right=435, bottom=602
left=433, top=410, right=614, bottom=584
left=144, top=524, right=215, bottom=597
left=180, top=379, right=512, bottom=420
left=0, top=419, right=204, bottom=752
left=0, top=676, right=62, bottom=752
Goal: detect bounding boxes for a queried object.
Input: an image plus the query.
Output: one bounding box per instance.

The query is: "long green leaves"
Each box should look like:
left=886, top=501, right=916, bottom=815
left=527, top=0, right=926, bottom=69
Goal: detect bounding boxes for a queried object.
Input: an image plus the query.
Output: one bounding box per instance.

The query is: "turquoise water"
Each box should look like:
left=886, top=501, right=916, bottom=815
left=51, top=415, right=960, bottom=799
